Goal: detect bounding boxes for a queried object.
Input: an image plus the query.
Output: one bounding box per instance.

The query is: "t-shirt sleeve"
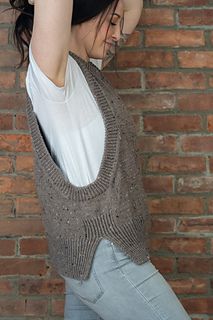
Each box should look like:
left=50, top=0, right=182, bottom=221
left=27, top=42, right=73, bottom=102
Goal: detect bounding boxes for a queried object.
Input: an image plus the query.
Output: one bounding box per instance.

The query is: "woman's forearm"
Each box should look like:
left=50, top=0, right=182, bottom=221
left=30, top=0, right=74, bottom=87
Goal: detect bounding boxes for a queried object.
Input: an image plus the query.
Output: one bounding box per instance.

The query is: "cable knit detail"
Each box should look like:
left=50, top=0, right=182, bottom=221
left=25, top=51, right=151, bottom=280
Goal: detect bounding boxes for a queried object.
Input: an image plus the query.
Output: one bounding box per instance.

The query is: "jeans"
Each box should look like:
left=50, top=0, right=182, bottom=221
left=61, top=238, right=191, bottom=320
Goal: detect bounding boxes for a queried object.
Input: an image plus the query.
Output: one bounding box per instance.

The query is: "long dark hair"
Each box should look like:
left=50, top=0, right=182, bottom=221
left=5, top=0, right=119, bottom=68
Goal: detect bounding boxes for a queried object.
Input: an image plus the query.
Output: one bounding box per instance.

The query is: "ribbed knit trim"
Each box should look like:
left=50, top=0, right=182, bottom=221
left=25, top=51, right=120, bottom=201
left=48, top=211, right=150, bottom=280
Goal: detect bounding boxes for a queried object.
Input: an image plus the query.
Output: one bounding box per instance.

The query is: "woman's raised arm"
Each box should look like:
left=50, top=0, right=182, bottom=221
left=122, top=0, right=143, bottom=35
left=30, top=0, right=73, bottom=87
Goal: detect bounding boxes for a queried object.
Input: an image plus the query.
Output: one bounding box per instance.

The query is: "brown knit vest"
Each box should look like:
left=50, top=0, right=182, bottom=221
left=25, top=51, right=151, bottom=280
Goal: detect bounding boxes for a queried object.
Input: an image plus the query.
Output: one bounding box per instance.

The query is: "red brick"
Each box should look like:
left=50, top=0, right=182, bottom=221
left=146, top=72, right=205, bottom=90
left=104, top=71, right=141, bottom=89
left=19, top=70, right=27, bottom=88
left=179, top=9, right=213, bottom=26
left=24, top=299, right=48, bottom=316
left=0, top=113, right=13, bottom=129
left=122, top=93, right=175, bottom=111
left=178, top=258, right=213, bottom=274
left=51, top=299, right=64, bottom=316
left=20, top=238, right=48, bottom=255
left=0, top=239, right=15, bottom=256
left=150, top=257, right=174, bottom=274
left=0, top=280, right=14, bottom=294
left=0, top=199, right=13, bottom=216
left=16, top=197, right=43, bottom=216
left=148, top=196, right=204, bottom=215
left=0, top=219, right=44, bottom=236
left=168, top=278, right=208, bottom=295
left=140, top=8, right=174, bottom=26
left=210, top=31, right=213, bottom=46
left=152, top=0, right=208, bottom=5
left=145, top=30, right=204, bottom=47
left=178, top=51, right=213, bottom=68
left=19, top=278, right=64, bottom=295
left=15, top=113, right=28, bottom=130
left=177, top=176, right=213, bottom=193
left=0, top=71, right=16, bottom=89
left=0, top=49, right=19, bottom=67
left=143, top=175, right=174, bottom=193
left=178, top=217, right=213, bottom=233
left=150, top=237, right=206, bottom=254
left=124, top=30, right=141, bottom=47
left=208, top=198, right=213, bottom=214
left=0, top=259, right=47, bottom=276
left=132, top=114, right=140, bottom=133
left=117, top=51, right=173, bottom=68
left=208, top=74, right=213, bottom=88
left=16, top=155, right=34, bottom=172
left=181, top=297, right=213, bottom=314
left=147, top=156, right=205, bottom=173
left=0, top=134, right=32, bottom=152
left=181, top=136, right=213, bottom=152
left=0, top=299, right=24, bottom=316
left=178, top=93, right=213, bottom=111
left=0, top=175, right=36, bottom=194
left=0, top=298, right=48, bottom=316
left=0, top=156, right=13, bottom=173
left=137, top=135, right=177, bottom=152
left=144, top=115, right=202, bottom=132
left=0, top=6, right=15, bottom=24
left=150, top=217, right=176, bottom=233
left=0, top=29, right=8, bottom=45
left=0, top=92, right=26, bottom=111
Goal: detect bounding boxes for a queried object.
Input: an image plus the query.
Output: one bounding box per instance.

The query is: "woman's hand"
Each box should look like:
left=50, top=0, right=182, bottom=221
left=121, top=0, right=143, bottom=35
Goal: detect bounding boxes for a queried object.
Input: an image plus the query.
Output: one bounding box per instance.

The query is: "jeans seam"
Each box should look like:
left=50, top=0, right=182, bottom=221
left=110, top=243, right=166, bottom=320
left=92, top=266, right=105, bottom=302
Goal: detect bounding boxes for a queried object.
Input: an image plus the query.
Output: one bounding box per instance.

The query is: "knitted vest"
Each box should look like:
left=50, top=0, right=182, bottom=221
left=25, top=51, right=151, bottom=280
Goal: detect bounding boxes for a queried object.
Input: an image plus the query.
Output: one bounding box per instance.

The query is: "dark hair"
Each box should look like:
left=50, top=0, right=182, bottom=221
left=5, top=0, right=119, bottom=68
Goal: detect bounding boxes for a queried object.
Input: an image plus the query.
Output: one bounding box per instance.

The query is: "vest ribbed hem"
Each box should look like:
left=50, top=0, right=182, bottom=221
left=47, top=212, right=150, bottom=280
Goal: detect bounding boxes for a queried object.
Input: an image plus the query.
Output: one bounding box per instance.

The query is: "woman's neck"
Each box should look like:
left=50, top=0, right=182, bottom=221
left=69, top=29, right=89, bottom=62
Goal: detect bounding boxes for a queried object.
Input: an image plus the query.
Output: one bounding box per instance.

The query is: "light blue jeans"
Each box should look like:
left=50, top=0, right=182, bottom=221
left=61, top=239, right=191, bottom=320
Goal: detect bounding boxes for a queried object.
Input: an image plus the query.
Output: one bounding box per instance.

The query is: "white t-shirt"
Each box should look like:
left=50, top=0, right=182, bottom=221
left=25, top=43, right=105, bottom=187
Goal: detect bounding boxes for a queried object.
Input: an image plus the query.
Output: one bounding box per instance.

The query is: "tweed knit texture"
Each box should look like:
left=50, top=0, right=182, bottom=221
left=25, top=51, right=151, bottom=280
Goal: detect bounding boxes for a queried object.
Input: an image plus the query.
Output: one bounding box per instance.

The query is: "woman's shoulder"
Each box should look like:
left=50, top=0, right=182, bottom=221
left=26, top=44, right=80, bottom=103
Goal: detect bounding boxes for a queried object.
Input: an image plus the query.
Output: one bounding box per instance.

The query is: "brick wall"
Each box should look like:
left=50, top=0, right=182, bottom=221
left=106, top=0, right=213, bottom=319
left=0, top=0, right=212, bottom=318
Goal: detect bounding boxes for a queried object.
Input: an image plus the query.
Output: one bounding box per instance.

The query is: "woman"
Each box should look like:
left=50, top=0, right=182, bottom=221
left=9, top=0, right=191, bottom=319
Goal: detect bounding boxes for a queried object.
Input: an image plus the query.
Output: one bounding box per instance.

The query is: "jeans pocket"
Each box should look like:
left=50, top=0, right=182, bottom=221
left=63, top=267, right=105, bottom=304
